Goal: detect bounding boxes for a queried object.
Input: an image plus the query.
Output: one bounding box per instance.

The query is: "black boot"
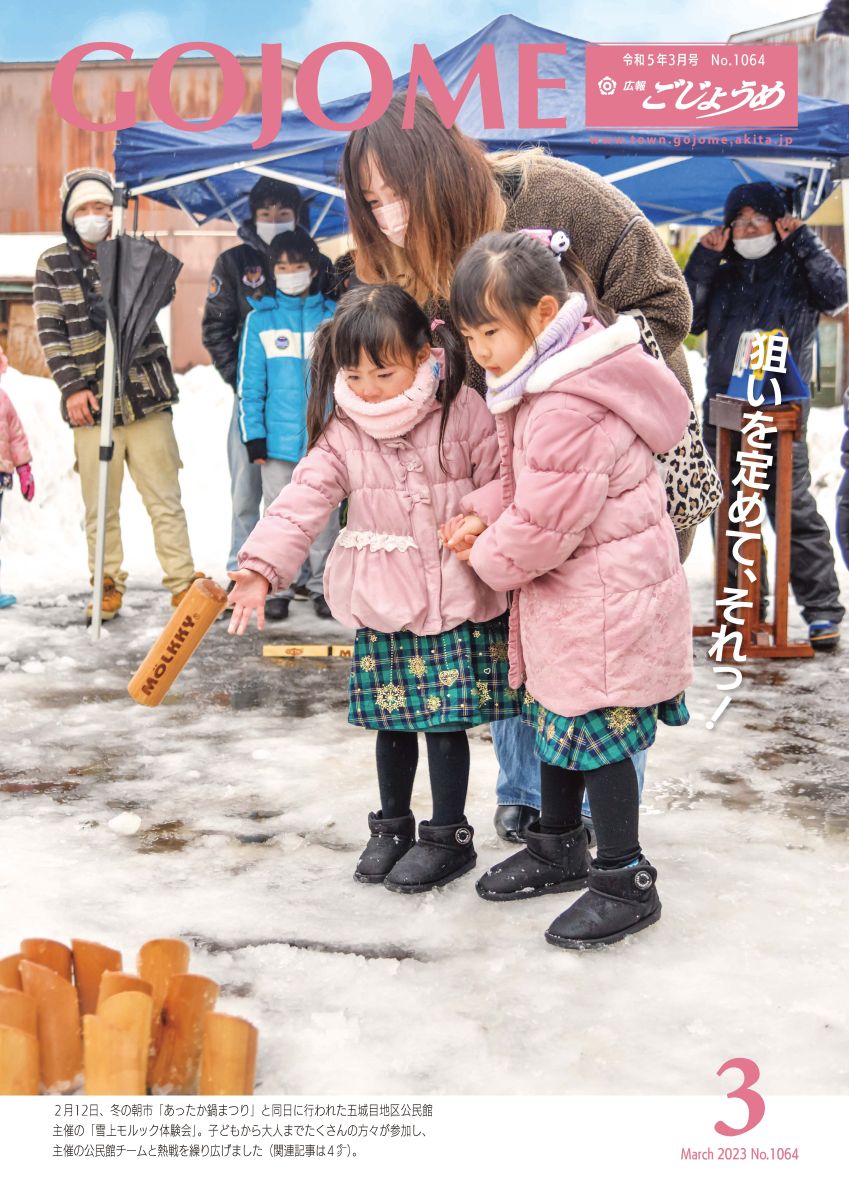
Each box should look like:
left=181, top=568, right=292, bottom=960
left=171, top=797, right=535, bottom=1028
left=476, top=821, right=590, bottom=901
left=313, top=595, right=333, bottom=620
left=545, top=858, right=661, bottom=949
left=494, top=804, right=538, bottom=843
left=265, top=596, right=290, bottom=621
left=353, top=811, right=416, bottom=884
left=383, top=819, right=476, bottom=893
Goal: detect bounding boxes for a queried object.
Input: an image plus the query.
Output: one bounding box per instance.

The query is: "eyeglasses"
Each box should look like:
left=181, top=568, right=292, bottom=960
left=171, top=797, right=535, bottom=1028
left=730, top=214, right=772, bottom=232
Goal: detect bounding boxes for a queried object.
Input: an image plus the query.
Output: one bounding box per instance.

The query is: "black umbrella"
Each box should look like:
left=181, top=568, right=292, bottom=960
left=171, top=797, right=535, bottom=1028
left=97, top=234, right=183, bottom=395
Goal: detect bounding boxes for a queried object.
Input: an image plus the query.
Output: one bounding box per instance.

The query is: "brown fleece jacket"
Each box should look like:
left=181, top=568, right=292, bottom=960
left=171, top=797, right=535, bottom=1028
left=428, top=154, right=694, bottom=402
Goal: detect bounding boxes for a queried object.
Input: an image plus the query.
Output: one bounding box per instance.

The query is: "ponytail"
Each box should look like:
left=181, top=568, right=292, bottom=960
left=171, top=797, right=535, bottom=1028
left=430, top=319, right=466, bottom=472
left=307, top=320, right=339, bottom=450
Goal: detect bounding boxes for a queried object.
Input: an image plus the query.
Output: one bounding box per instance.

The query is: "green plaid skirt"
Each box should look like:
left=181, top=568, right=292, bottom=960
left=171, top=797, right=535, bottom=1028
left=523, top=692, right=689, bottom=770
left=349, top=615, right=522, bottom=732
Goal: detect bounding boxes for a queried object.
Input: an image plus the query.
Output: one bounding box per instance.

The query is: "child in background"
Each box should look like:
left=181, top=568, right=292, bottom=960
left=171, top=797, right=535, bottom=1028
left=0, top=350, right=35, bottom=608
left=237, top=228, right=337, bottom=621
left=228, top=284, right=521, bottom=893
left=445, top=230, right=693, bottom=948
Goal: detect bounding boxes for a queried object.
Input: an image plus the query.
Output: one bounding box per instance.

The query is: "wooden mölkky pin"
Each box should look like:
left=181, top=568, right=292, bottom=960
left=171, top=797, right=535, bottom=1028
left=199, top=1013, right=258, bottom=1095
left=84, top=991, right=152, bottom=1096
left=128, top=579, right=227, bottom=707
left=20, top=939, right=72, bottom=981
left=72, top=940, right=123, bottom=1016
left=19, top=961, right=82, bottom=1092
left=0, top=1026, right=40, bottom=1095
left=150, top=974, right=219, bottom=1094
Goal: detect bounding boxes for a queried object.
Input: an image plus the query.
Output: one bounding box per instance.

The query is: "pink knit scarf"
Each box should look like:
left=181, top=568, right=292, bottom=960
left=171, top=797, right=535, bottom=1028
left=333, top=352, right=443, bottom=440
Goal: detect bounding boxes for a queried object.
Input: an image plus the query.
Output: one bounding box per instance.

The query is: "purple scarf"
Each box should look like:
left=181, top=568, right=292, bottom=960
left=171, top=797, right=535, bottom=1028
left=485, top=293, right=588, bottom=415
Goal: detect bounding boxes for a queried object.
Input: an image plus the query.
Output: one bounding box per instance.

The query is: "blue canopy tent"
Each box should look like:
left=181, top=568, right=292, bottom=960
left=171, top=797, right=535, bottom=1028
left=114, top=13, right=849, bottom=232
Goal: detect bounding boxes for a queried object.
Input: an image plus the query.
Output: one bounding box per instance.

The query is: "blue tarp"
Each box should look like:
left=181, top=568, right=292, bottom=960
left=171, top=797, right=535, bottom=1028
left=114, top=13, right=849, bottom=234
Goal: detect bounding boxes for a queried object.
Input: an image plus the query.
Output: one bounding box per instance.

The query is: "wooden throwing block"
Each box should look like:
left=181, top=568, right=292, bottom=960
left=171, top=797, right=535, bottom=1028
left=0, top=986, right=38, bottom=1038
left=96, top=972, right=154, bottom=1011
left=199, top=1012, right=258, bottom=1096
left=0, top=1026, right=40, bottom=1095
left=72, top=940, right=123, bottom=1016
left=0, top=954, right=23, bottom=990
left=84, top=992, right=152, bottom=1096
left=150, top=974, right=219, bottom=1094
left=20, top=961, right=82, bottom=1093
left=20, top=939, right=73, bottom=981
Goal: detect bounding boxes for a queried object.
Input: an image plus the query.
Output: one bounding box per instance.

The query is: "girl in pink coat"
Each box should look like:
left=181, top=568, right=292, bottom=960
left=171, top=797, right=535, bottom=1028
left=446, top=230, right=693, bottom=949
left=228, top=284, right=521, bottom=893
left=0, top=350, right=36, bottom=609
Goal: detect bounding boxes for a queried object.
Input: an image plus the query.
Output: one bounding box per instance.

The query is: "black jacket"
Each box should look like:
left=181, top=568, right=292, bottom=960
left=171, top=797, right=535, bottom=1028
left=842, top=387, right=849, bottom=472
left=202, top=221, right=332, bottom=388
left=684, top=226, right=847, bottom=402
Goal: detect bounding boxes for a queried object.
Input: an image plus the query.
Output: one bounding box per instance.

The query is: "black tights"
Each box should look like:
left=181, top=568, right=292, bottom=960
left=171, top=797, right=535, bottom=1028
left=375, top=730, right=470, bottom=826
left=539, top=758, right=641, bottom=870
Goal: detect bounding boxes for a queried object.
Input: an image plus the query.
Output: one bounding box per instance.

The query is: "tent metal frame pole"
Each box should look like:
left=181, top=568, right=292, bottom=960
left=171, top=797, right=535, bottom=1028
left=310, top=194, right=336, bottom=237
left=601, top=155, right=690, bottom=183
left=90, top=195, right=127, bottom=640
left=242, top=165, right=345, bottom=200
left=125, top=140, right=338, bottom=198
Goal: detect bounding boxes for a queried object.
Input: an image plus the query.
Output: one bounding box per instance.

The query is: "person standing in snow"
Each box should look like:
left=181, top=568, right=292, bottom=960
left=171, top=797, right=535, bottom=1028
left=202, top=179, right=332, bottom=599
left=228, top=284, right=521, bottom=893
left=33, top=168, right=202, bottom=624
left=838, top=388, right=849, bottom=570
left=444, top=230, right=692, bottom=948
left=684, top=181, right=847, bottom=651
left=236, top=228, right=338, bottom=621
left=0, top=349, right=35, bottom=608
left=341, top=92, right=701, bottom=844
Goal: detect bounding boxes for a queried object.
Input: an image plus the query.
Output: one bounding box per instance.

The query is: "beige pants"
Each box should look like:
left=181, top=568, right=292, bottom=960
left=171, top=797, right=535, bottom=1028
left=73, top=411, right=195, bottom=595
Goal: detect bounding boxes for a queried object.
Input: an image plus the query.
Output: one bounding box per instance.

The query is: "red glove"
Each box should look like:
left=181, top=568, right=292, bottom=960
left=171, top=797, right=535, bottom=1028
left=17, top=463, right=34, bottom=502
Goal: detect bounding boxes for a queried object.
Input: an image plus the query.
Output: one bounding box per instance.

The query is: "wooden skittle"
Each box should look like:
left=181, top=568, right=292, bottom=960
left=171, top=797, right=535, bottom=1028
left=128, top=578, right=228, bottom=707
left=199, top=1013, right=258, bottom=1095
left=0, top=986, right=37, bottom=1038
left=0, top=1026, right=40, bottom=1095
left=83, top=992, right=152, bottom=1096
left=19, top=961, right=82, bottom=1092
left=96, top=971, right=154, bottom=1010
left=137, top=939, right=191, bottom=1034
left=0, top=954, right=22, bottom=990
left=20, top=939, right=72, bottom=981
left=149, top=974, right=219, bottom=1094
left=72, top=940, right=123, bottom=1016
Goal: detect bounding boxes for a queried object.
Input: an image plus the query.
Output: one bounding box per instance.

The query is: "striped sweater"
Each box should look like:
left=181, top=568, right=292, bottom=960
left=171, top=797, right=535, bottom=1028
left=33, top=241, right=179, bottom=426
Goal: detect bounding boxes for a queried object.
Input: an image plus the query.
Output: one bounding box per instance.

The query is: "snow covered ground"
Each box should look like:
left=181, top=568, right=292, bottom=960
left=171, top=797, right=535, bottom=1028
left=0, top=355, right=847, bottom=1095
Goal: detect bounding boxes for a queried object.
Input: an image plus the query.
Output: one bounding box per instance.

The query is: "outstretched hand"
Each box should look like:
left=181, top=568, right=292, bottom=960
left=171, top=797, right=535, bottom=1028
left=227, top=569, right=270, bottom=635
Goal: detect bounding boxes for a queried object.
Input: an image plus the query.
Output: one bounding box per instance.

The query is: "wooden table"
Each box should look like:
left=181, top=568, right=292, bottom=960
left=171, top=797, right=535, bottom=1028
left=692, top=394, right=814, bottom=659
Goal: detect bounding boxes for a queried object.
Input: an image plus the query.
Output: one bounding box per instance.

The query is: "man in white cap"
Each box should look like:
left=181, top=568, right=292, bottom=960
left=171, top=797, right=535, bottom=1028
left=34, top=167, right=203, bottom=623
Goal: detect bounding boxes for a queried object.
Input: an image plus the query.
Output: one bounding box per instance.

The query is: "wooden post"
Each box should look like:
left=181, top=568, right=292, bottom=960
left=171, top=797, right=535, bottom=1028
left=199, top=1013, right=258, bottom=1095
left=692, top=396, right=814, bottom=659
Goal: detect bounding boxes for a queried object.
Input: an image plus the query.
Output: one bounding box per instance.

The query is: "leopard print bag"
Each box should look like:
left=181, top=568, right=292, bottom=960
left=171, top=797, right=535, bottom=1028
left=626, top=310, right=723, bottom=531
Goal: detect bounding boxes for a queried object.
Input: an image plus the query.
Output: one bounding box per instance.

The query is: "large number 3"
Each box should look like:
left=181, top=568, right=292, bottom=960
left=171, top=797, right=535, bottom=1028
left=715, top=1058, right=765, bottom=1136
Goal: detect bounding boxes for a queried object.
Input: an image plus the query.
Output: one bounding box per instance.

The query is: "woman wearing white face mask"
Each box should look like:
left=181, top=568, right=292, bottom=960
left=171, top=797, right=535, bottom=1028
left=685, top=180, right=847, bottom=651
left=235, top=229, right=339, bottom=621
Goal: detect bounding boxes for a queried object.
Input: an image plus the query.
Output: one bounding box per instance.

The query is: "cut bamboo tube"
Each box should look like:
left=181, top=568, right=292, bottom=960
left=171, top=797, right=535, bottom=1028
left=199, top=1013, right=258, bottom=1095
left=0, top=986, right=37, bottom=1038
left=84, top=992, right=152, bottom=1096
left=0, top=954, right=22, bottom=990
left=128, top=578, right=227, bottom=707
left=20, top=939, right=72, bottom=981
left=20, top=961, right=82, bottom=1092
left=72, top=940, right=123, bottom=1016
left=0, top=1026, right=39, bottom=1095
left=150, top=974, right=219, bottom=1094
left=96, top=972, right=153, bottom=1011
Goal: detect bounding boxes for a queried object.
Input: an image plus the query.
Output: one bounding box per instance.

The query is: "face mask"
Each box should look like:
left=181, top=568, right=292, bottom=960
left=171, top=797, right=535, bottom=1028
left=733, top=231, right=778, bottom=260
left=373, top=199, right=409, bottom=248
left=276, top=269, right=312, bottom=295
left=73, top=214, right=111, bottom=244
left=256, top=220, right=296, bottom=243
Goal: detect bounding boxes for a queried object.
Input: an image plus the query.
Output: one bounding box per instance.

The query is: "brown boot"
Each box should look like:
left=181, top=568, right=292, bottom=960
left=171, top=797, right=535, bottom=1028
left=171, top=571, right=206, bottom=608
left=85, top=576, right=123, bottom=624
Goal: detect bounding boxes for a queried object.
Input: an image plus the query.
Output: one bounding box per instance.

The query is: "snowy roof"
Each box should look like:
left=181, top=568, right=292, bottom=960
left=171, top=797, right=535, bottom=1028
left=0, top=234, right=63, bottom=281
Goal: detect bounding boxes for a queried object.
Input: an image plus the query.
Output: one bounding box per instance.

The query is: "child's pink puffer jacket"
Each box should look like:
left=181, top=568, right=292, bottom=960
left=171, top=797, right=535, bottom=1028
left=466, top=314, right=694, bottom=718
left=238, top=385, right=508, bottom=634
left=0, top=389, right=31, bottom=475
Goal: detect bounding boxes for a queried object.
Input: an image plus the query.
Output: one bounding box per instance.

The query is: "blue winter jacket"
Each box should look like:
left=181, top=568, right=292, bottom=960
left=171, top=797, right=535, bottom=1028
left=237, top=289, right=336, bottom=463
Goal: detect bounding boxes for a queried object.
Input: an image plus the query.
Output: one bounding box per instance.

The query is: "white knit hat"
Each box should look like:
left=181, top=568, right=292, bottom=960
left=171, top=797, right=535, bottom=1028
left=64, top=176, right=114, bottom=220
